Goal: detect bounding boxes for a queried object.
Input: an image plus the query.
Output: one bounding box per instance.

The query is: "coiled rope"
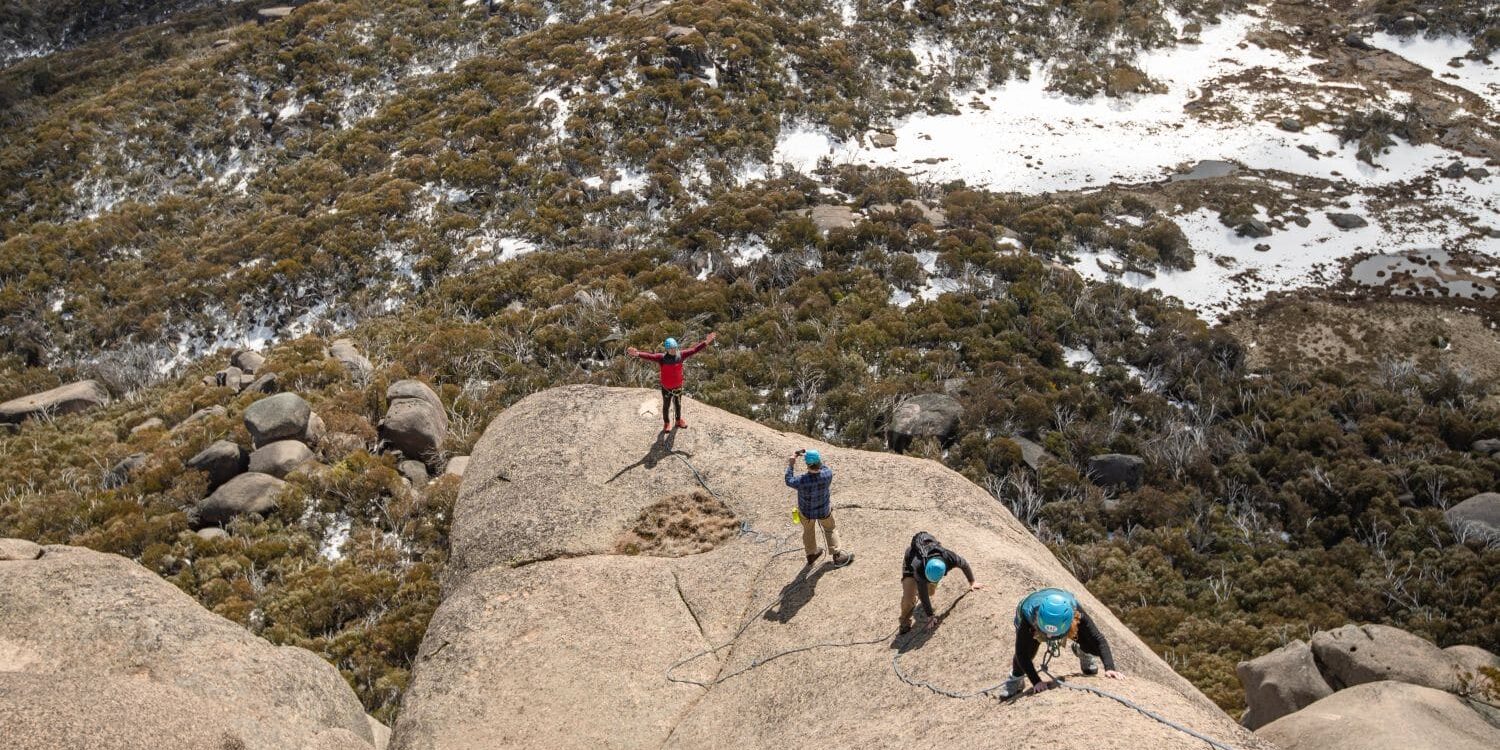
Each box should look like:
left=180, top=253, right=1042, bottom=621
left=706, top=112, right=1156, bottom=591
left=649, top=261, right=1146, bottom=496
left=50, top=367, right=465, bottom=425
left=665, top=452, right=1242, bottom=750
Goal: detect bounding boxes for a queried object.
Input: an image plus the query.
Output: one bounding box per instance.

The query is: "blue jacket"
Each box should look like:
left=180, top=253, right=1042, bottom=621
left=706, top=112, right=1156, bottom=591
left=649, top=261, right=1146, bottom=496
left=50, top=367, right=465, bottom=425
left=785, top=466, right=833, bottom=519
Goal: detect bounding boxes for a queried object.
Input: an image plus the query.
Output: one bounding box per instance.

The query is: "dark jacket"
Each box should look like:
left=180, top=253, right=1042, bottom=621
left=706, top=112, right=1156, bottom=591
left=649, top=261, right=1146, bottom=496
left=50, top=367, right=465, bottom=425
left=1011, top=603, right=1116, bottom=685
left=902, top=532, right=974, bottom=616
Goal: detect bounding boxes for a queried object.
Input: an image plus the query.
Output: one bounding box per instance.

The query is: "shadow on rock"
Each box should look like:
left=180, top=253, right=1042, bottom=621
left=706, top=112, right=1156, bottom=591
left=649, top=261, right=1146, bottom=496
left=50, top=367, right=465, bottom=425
left=764, top=562, right=831, bottom=624
left=606, top=428, right=692, bottom=483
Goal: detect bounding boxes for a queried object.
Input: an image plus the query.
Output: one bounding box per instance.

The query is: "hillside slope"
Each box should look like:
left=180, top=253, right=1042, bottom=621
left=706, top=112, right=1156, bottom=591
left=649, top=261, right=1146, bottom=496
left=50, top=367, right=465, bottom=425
left=391, top=385, right=1268, bottom=749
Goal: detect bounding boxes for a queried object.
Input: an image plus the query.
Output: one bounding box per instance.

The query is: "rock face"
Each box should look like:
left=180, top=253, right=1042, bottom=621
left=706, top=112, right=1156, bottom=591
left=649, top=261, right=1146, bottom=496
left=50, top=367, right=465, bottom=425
left=1446, top=492, right=1500, bottom=537
left=244, top=392, right=313, bottom=447
left=1310, top=623, right=1461, bottom=692
left=379, top=380, right=447, bottom=465
left=1087, top=453, right=1146, bottom=490
left=331, top=339, right=373, bottom=378
left=0, top=538, right=43, bottom=560
left=444, top=456, right=470, bottom=477
left=1258, top=681, right=1500, bottom=750
left=0, top=380, right=110, bottom=424
left=197, top=472, right=286, bottom=526
left=0, top=542, right=373, bottom=748
left=186, top=439, right=248, bottom=490
left=248, top=440, right=315, bottom=478
left=232, top=350, right=265, bottom=374
left=887, top=392, right=964, bottom=451
left=389, top=385, right=1266, bottom=750
left=1236, top=639, right=1333, bottom=729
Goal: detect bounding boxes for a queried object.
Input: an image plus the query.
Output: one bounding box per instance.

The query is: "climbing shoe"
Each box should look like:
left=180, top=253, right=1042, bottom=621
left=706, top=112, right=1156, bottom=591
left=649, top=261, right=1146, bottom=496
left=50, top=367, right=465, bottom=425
left=1072, top=641, right=1100, bottom=675
left=675, top=418, right=688, bottom=429
left=997, top=674, right=1026, bottom=699
left=899, top=621, right=913, bottom=635
left=831, top=551, right=855, bottom=568
left=805, top=549, right=823, bottom=567
left=662, top=421, right=672, bottom=433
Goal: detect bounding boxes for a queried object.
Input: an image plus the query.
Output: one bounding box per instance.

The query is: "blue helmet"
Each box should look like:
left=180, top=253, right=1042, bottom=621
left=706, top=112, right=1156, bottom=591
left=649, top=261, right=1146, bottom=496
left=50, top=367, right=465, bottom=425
left=924, top=557, right=948, bottom=583
left=1029, top=589, right=1077, bottom=639
left=664, top=337, right=679, bottom=350
left=803, top=449, right=821, bottom=466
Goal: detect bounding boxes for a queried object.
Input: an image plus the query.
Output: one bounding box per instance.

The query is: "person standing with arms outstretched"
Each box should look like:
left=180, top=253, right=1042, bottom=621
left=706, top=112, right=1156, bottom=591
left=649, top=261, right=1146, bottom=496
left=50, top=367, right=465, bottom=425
left=785, top=449, right=854, bottom=568
left=628, top=332, right=716, bottom=433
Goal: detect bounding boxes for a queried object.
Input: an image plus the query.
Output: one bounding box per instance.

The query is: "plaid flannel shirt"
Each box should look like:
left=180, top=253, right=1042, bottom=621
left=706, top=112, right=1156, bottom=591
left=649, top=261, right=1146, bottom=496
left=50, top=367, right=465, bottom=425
left=785, top=466, right=833, bottom=519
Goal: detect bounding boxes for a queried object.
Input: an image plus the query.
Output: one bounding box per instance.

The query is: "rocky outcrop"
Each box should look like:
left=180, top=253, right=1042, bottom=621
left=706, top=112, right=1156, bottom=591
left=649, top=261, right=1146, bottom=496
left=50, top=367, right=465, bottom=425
left=248, top=440, right=315, bottom=478
left=330, top=339, right=373, bottom=378
left=197, top=472, right=285, bottom=526
left=1236, top=639, right=1333, bottom=729
left=1087, top=453, right=1146, bottom=490
left=244, top=392, right=313, bottom=447
left=390, top=386, right=1267, bottom=750
left=444, top=456, right=470, bottom=477
left=0, top=542, right=373, bottom=748
left=0, top=380, right=110, bottom=424
left=1258, top=681, right=1500, bottom=750
left=379, top=380, right=447, bottom=466
left=129, top=417, right=165, bottom=435
left=173, top=405, right=227, bottom=434
left=1310, top=623, right=1462, bottom=693
left=186, top=439, right=248, bottom=490
left=1446, top=492, right=1500, bottom=538
left=104, top=453, right=148, bottom=489
left=398, top=459, right=430, bottom=487
left=887, top=392, right=963, bottom=451
left=232, top=350, right=266, bottom=374
left=0, top=538, right=43, bottom=560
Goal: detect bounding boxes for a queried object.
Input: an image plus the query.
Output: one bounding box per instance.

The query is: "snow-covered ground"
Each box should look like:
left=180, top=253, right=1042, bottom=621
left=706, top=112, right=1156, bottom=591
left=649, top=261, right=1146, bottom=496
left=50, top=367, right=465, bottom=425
left=1369, top=32, right=1500, bottom=109
left=772, top=9, right=1500, bottom=320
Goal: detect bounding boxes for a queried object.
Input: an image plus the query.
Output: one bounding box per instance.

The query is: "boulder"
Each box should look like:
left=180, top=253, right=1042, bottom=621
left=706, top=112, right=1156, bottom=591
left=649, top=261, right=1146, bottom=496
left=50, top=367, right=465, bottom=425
left=197, top=472, right=285, bottom=527
left=1468, top=168, right=1490, bottom=181
left=1446, top=492, right=1500, bottom=537
left=0, top=537, right=43, bottom=561
left=1009, top=435, right=1056, bottom=471
left=330, top=339, right=373, bottom=378
left=215, top=366, right=245, bottom=390
left=257, top=6, right=295, bottom=21
left=245, top=371, right=280, bottom=394
left=305, top=411, right=327, bottom=445
left=0, top=380, right=110, bottom=424
left=888, top=393, right=963, bottom=451
left=1236, top=219, right=1273, bottom=238
left=173, top=405, right=227, bottom=434
left=244, top=392, right=313, bottom=447
left=1236, top=639, right=1333, bottom=729
left=1258, top=681, right=1500, bottom=750
left=1278, top=117, right=1303, bottom=132
left=369, top=716, right=392, bottom=750
left=389, top=386, right=1267, bottom=750
left=1087, top=453, right=1146, bottom=490
left=103, top=453, right=148, bottom=489
left=1445, top=644, right=1500, bottom=691
left=1470, top=438, right=1500, bottom=454
left=1310, top=623, right=1461, bottom=693
left=231, top=350, right=265, bottom=374
left=248, top=440, right=315, bottom=478
left=870, top=132, right=898, bottom=148
left=1443, top=160, right=1468, bottom=179
left=1326, top=213, right=1368, bottom=229
left=129, top=417, right=165, bottom=435
left=0, top=545, right=373, bottom=748
left=186, top=439, right=248, bottom=490
left=444, top=456, right=470, bottom=478
left=808, top=204, right=858, bottom=233
left=0, top=671, right=249, bottom=750
left=195, top=527, right=229, bottom=541
left=380, top=381, right=447, bottom=465
left=399, top=459, right=431, bottom=487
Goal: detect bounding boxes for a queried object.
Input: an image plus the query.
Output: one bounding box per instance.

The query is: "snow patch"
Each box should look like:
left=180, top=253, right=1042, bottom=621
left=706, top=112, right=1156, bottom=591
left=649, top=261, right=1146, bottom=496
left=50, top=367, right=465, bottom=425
left=1370, top=33, right=1500, bottom=109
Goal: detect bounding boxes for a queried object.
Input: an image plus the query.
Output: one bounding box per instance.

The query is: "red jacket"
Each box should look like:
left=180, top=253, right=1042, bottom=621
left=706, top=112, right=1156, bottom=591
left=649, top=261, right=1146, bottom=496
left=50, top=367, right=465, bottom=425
left=634, top=341, right=707, bottom=389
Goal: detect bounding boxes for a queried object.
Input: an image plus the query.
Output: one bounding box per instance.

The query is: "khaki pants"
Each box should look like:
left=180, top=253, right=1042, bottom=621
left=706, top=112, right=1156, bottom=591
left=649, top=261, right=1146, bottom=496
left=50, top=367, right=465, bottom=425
left=899, top=577, right=938, bottom=629
left=800, top=514, right=841, bottom=557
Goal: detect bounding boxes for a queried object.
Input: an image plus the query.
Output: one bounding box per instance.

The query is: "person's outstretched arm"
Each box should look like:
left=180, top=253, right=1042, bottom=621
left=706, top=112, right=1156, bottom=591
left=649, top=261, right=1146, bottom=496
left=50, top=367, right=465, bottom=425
left=946, top=549, right=976, bottom=586
left=627, top=347, right=665, bottom=362
left=680, top=334, right=714, bottom=359
left=1078, top=609, right=1120, bottom=675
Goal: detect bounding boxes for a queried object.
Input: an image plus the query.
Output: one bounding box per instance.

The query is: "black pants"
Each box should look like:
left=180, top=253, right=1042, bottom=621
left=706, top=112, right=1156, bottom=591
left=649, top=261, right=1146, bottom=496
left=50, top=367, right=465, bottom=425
left=661, top=387, right=682, bottom=422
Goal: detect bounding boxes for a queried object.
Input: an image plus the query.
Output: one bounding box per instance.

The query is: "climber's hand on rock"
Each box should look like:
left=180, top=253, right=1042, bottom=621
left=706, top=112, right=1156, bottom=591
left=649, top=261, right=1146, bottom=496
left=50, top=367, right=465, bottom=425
left=1029, top=680, right=1057, bottom=694
left=1104, top=670, right=1124, bottom=680
left=969, top=582, right=987, bottom=592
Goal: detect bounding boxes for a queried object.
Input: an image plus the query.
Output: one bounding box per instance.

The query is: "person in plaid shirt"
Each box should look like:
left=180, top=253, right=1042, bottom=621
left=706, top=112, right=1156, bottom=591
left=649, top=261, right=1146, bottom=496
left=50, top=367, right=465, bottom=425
left=785, top=449, right=854, bottom=568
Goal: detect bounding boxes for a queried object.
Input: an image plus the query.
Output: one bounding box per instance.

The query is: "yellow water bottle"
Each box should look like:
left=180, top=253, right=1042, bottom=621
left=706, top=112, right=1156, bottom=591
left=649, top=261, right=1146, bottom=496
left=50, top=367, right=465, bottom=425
left=791, top=508, right=801, bottom=525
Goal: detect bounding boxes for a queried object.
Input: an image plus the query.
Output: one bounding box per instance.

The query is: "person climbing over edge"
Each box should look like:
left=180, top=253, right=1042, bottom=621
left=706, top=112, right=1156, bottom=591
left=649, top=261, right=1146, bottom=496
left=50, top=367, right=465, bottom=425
left=998, top=587, right=1124, bottom=698
left=785, top=449, right=853, bottom=568
left=628, top=332, right=716, bottom=433
left=900, top=531, right=985, bottom=634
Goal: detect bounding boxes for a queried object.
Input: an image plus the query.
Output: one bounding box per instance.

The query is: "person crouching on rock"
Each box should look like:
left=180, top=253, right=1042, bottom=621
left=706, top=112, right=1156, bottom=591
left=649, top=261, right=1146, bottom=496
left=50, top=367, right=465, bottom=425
left=998, top=587, right=1123, bottom=698
left=785, top=449, right=853, bottom=568
left=627, top=332, right=716, bottom=433
left=900, top=531, right=985, bottom=634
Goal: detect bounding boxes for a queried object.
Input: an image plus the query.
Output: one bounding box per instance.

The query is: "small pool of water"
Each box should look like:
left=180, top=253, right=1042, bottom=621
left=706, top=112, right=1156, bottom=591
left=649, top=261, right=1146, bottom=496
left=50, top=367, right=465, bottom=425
left=1170, top=160, right=1239, bottom=182
left=1349, top=249, right=1497, bottom=299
